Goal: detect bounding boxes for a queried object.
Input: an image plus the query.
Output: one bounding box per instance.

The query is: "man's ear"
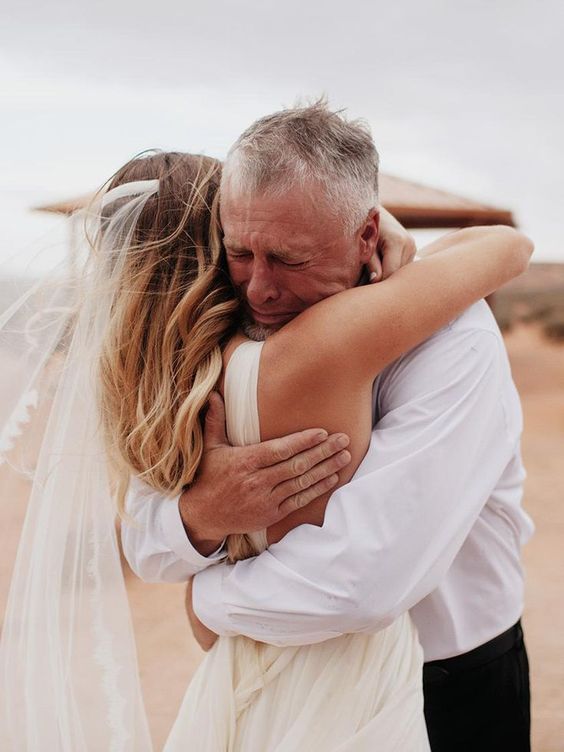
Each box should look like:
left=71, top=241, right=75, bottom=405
left=359, top=208, right=380, bottom=263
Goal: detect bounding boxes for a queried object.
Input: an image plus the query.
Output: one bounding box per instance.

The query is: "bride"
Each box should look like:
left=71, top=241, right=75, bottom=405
left=0, top=146, right=532, bottom=750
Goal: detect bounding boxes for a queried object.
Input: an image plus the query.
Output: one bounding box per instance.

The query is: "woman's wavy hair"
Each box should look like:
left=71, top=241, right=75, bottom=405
left=96, top=151, right=239, bottom=516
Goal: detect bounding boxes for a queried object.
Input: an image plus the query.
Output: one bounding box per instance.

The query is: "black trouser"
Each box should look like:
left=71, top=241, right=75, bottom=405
left=423, top=621, right=530, bottom=752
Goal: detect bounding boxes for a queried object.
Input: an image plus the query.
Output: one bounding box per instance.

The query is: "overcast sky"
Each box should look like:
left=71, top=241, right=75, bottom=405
left=1, top=0, right=562, bottom=274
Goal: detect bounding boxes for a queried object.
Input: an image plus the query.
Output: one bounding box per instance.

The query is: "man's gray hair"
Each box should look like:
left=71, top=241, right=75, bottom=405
left=221, top=100, right=379, bottom=235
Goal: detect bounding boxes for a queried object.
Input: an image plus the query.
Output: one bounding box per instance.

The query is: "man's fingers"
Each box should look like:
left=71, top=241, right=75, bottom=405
left=277, top=474, right=341, bottom=518
left=253, top=428, right=333, bottom=468
left=273, top=448, right=351, bottom=501
left=265, top=432, right=350, bottom=481
left=204, top=391, right=228, bottom=449
left=269, top=435, right=351, bottom=486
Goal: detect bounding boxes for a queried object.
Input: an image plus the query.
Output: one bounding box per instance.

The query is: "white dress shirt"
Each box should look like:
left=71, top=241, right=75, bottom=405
left=122, top=300, right=534, bottom=661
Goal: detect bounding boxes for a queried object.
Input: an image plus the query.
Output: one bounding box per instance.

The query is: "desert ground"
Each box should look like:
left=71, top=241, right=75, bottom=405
left=1, top=267, right=563, bottom=750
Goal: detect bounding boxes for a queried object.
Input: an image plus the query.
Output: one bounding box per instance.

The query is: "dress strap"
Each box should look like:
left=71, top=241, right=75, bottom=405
left=224, top=340, right=264, bottom=447
left=224, top=340, right=268, bottom=555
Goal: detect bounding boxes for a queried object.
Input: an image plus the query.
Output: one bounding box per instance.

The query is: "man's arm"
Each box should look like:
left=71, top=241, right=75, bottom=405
left=121, top=393, right=352, bottom=582
left=121, top=476, right=227, bottom=583
left=192, top=312, right=522, bottom=644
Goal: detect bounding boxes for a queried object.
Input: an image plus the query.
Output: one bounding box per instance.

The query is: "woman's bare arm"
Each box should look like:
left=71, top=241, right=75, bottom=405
left=271, top=225, right=531, bottom=386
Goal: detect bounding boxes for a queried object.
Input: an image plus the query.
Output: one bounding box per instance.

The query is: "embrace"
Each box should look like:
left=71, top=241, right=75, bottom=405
left=0, top=102, right=534, bottom=751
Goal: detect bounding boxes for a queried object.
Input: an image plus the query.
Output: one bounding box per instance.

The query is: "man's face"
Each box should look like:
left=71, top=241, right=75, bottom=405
left=221, top=186, right=378, bottom=339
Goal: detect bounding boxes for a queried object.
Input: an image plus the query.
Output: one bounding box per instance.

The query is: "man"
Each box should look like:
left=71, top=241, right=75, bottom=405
left=123, top=102, right=533, bottom=751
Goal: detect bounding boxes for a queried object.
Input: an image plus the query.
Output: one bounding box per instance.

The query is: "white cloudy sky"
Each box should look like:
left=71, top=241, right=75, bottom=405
left=1, top=0, right=562, bottom=274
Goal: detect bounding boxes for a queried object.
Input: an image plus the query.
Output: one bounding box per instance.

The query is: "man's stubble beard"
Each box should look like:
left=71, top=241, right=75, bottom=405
left=241, top=315, right=277, bottom=342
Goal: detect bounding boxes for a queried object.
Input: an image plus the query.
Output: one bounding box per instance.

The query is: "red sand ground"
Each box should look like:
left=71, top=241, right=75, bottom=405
left=1, top=324, right=563, bottom=750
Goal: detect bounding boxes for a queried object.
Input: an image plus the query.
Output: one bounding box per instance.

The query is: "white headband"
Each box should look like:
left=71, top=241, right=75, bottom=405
left=101, top=179, right=159, bottom=210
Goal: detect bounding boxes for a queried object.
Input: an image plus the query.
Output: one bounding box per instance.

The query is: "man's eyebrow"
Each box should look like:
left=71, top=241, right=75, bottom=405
left=271, top=248, right=308, bottom=261
left=223, top=242, right=308, bottom=260
left=258, top=247, right=310, bottom=262
left=223, top=242, right=249, bottom=252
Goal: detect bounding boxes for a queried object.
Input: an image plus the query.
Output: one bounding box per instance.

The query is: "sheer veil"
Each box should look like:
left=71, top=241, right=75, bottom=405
left=0, top=181, right=159, bottom=750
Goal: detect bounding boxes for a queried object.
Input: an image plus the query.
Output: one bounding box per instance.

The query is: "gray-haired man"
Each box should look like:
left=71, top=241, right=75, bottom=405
left=123, top=102, right=533, bottom=751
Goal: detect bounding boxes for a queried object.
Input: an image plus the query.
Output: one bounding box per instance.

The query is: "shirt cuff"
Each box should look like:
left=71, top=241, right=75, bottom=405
left=159, top=494, right=227, bottom=569
left=192, top=562, right=235, bottom=636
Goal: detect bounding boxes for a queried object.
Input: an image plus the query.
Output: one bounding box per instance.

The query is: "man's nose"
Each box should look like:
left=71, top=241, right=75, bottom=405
left=245, top=259, right=281, bottom=306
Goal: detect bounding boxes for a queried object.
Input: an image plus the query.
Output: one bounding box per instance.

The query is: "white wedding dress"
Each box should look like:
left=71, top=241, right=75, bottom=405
left=164, top=341, right=430, bottom=751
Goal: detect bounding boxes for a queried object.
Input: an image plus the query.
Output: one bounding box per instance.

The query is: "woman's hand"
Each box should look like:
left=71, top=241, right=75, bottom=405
left=185, top=578, right=218, bottom=652
left=369, top=207, right=417, bottom=282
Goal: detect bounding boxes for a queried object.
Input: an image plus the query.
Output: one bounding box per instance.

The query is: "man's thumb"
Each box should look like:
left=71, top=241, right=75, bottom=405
left=204, top=391, right=228, bottom=448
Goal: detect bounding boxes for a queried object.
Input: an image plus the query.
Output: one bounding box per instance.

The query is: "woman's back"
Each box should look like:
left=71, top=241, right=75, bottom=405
left=164, top=333, right=430, bottom=752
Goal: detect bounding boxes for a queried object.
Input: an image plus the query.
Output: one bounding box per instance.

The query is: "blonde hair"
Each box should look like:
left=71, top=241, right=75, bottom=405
left=96, top=152, right=239, bottom=516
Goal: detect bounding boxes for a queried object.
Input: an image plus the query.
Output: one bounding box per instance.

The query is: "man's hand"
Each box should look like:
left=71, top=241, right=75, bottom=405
left=179, top=392, right=351, bottom=555
left=186, top=578, right=218, bottom=652
left=369, top=207, right=417, bottom=282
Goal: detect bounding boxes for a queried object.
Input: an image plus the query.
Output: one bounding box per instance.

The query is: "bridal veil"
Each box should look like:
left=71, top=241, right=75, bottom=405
left=0, top=181, right=159, bottom=750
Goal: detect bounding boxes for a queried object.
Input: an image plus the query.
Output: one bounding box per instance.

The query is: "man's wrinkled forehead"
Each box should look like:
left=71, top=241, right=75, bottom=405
left=220, top=185, right=342, bottom=242
left=221, top=174, right=335, bottom=216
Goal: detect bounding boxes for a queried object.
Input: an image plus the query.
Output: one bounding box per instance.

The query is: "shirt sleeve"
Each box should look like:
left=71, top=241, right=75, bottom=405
left=192, top=325, right=522, bottom=644
left=121, top=475, right=227, bottom=583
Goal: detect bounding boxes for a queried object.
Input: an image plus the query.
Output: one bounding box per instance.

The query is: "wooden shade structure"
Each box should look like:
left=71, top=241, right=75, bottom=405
left=378, top=174, right=515, bottom=229
left=34, top=174, right=516, bottom=230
